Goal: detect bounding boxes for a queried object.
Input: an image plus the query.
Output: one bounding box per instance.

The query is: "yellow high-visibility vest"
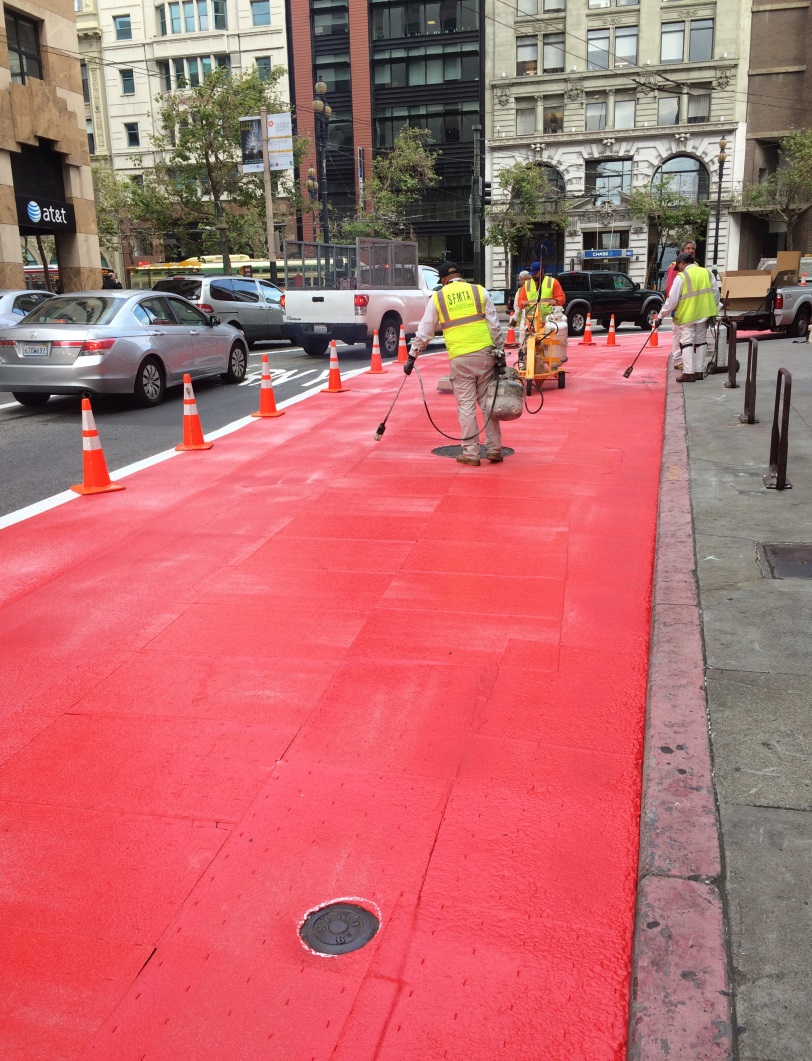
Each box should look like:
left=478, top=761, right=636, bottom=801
left=525, top=276, right=556, bottom=320
left=674, top=264, right=717, bottom=324
left=433, top=281, right=494, bottom=358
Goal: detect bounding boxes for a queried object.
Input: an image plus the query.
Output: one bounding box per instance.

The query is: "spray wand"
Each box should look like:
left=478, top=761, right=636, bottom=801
left=374, top=353, right=416, bottom=440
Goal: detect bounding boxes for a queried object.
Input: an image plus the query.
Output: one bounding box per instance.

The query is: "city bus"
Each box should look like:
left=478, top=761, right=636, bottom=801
left=127, top=255, right=280, bottom=289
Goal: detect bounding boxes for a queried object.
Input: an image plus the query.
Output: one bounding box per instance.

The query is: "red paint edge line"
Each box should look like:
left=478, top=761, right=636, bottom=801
left=627, top=377, right=735, bottom=1060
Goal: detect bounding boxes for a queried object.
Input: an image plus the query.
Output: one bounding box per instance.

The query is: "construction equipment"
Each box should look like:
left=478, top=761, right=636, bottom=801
left=517, top=306, right=568, bottom=391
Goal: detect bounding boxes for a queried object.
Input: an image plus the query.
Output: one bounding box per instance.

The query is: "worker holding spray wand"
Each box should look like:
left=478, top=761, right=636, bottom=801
left=408, top=262, right=506, bottom=466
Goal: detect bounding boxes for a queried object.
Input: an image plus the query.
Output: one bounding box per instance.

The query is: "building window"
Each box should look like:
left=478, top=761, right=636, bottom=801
left=518, top=0, right=537, bottom=12
left=188, top=57, right=200, bottom=85
left=120, top=68, right=135, bottom=94
left=660, top=22, right=684, bottom=63
left=197, top=0, right=209, bottom=29
left=516, top=37, right=538, bottom=76
left=169, top=2, right=181, bottom=31
left=114, top=14, right=132, bottom=39
left=213, top=0, right=227, bottom=28
left=614, top=25, right=637, bottom=67
left=584, top=158, right=633, bottom=199
left=614, top=97, right=635, bottom=128
left=251, top=0, right=270, bottom=26
left=81, top=62, right=90, bottom=102
left=583, top=229, right=630, bottom=250
left=174, top=57, right=186, bottom=85
left=587, top=28, right=610, bottom=69
left=158, top=60, right=172, bottom=90
left=125, top=122, right=141, bottom=147
left=544, top=0, right=565, bottom=8
left=687, top=89, right=711, bottom=124
left=86, top=119, right=95, bottom=155
left=314, top=8, right=348, bottom=34
left=371, top=2, right=477, bottom=39
left=543, top=97, right=563, bottom=133
left=657, top=93, right=680, bottom=125
left=316, top=52, right=351, bottom=92
left=653, top=155, right=710, bottom=200
left=5, top=11, right=43, bottom=82
left=588, top=0, right=609, bottom=7
left=157, top=5, right=167, bottom=34
left=585, top=98, right=607, bottom=131
left=182, top=0, right=194, bottom=30
left=543, top=33, right=565, bottom=73
left=215, top=54, right=229, bottom=70
left=256, top=56, right=271, bottom=80
left=516, top=98, right=536, bottom=135
left=689, top=19, right=713, bottom=61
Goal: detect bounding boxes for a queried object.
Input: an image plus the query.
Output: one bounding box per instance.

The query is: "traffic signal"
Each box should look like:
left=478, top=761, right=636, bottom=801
left=482, top=180, right=492, bottom=206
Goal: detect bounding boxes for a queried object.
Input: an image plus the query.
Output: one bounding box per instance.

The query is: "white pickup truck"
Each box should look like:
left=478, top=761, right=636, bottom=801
left=280, top=238, right=438, bottom=356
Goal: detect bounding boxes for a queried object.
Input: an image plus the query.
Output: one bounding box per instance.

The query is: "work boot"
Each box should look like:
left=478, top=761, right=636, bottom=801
left=486, top=451, right=504, bottom=463
left=456, top=454, right=481, bottom=466
left=676, top=372, right=696, bottom=383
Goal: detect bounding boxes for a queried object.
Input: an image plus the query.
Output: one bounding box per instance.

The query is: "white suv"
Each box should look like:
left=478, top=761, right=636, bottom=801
left=153, top=275, right=284, bottom=347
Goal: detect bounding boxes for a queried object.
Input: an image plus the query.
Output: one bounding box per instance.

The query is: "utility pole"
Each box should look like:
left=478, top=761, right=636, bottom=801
left=472, top=124, right=482, bottom=285
left=259, top=107, right=279, bottom=284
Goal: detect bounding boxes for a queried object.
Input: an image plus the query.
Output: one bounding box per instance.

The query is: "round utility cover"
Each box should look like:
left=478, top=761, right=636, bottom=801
left=300, top=903, right=379, bottom=956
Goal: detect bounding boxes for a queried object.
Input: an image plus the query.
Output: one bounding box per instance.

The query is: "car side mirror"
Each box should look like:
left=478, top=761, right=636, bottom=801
left=209, top=314, right=221, bottom=326
left=634, top=282, right=640, bottom=290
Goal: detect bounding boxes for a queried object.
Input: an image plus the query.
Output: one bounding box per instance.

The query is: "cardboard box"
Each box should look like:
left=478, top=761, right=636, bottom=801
left=721, top=271, right=771, bottom=314
left=772, top=250, right=801, bottom=285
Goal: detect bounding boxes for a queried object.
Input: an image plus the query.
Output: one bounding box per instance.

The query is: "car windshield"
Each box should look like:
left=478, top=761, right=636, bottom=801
left=153, top=277, right=203, bottom=300
left=22, top=296, right=121, bottom=325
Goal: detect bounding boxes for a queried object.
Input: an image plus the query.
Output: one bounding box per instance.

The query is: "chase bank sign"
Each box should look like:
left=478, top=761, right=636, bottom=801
left=16, top=195, right=76, bottom=233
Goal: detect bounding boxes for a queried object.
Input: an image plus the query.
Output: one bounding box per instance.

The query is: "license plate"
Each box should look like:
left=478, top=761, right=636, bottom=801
left=313, top=324, right=327, bottom=333
left=21, top=342, right=48, bottom=357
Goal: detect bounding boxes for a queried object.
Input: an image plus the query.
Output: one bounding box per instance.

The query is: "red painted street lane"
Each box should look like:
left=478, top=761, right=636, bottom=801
left=0, top=340, right=666, bottom=1060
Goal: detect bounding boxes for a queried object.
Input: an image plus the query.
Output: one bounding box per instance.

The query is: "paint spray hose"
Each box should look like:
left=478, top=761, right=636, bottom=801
left=409, top=355, right=500, bottom=443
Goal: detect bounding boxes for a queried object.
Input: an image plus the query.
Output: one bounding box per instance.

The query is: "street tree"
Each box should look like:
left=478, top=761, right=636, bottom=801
left=334, top=126, right=439, bottom=241
left=483, top=159, right=569, bottom=285
left=95, top=66, right=307, bottom=269
left=735, top=130, right=812, bottom=251
left=629, top=175, right=710, bottom=287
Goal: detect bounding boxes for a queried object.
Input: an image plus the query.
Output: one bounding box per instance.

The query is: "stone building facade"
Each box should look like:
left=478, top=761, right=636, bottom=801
left=1, top=0, right=101, bottom=290
left=484, top=0, right=752, bottom=289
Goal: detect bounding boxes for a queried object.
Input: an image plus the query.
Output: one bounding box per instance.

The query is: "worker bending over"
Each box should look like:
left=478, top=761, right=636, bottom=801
left=410, top=261, right=506, bottom=466
left=656, top=252, right=719, bottom=382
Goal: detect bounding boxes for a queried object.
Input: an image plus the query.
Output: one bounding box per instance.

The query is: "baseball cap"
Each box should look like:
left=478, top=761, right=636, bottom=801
left=437, top=262, right=461, bottom=279
left=676, top=252, right=695, bottom=264
left=529, top=261, right=541, bottom=273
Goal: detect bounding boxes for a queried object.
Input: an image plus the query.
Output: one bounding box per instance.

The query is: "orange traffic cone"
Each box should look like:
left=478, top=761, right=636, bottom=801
left=251, top=354, right=284, bottom=418
left=368, top=330, right=386, bottom=374
left=396, top=324, right=408, bottom=364
left=321, top=340, right=349, bottom=393
left=650, top=322, right=659, bottom=347
left=801, top=273, right=807, bottom=286
left=579, top=313, right=594, bottom=346
left=506, top=323, right=516, bottom=346
left=175, top=374, right=213, bottom=451
left=606, top=314, right=616, bottom=346
left=70, top=398, right=125, bottom=495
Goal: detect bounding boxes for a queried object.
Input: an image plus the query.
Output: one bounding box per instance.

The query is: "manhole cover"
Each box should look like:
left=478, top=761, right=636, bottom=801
left=432, top=445, right=515, bottom=460
left=300, top=903, right=379, bottom=955
left=762, top=543, right=812, bottom=579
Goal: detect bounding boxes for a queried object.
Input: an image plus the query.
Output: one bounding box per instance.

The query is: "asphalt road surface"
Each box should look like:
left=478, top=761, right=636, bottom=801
left=0, top=340, right=411, bottom=517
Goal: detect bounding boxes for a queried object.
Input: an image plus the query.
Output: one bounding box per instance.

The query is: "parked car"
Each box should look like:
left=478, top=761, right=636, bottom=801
left=0, top=290, right=248, bottom=408
left=556, top=271, right=664, bottom=336
left=0, top=289, right=54, bottom=327
left=152, top=274, right=284, bottom=347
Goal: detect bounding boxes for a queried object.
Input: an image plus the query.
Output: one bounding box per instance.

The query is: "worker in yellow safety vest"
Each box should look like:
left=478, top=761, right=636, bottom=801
left=515, top=261, right=566, bottom=333
left=409, top=261, right=506, bottom=466
left=656, top=252, right=720, bottom=382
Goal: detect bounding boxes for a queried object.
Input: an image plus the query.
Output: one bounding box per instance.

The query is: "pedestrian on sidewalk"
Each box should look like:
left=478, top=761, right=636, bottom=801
left=657, top=252, right=719, bottom=382
left=664, top=240, right=696, bottom=370
left=409, top=261, right=506, bottom=466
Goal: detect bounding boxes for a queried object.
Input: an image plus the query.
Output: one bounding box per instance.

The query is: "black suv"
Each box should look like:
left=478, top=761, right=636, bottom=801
left=557, top=271, right=664, bottom=336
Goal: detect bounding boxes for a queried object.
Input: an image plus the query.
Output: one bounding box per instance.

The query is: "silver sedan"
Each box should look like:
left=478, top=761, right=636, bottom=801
left=0, top=289, right=54, bottom=328
left=0, top=290, right=248, bottom=407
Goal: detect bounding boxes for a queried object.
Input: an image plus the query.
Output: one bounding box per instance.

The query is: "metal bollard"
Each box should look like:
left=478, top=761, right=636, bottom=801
left=763, top=368, right=792, bottom=490
left=723, top=321, right=739, bottom=389
left=738, top=338, right=759, bottom=424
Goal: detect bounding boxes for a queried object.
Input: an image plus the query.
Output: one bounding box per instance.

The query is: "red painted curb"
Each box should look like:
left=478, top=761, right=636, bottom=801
left=628, top=377, right=734, bottom=1058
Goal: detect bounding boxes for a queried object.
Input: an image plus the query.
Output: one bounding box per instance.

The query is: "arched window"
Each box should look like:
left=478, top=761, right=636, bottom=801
left=652, top=155, right=710, bottom=201
left=539, top=163, right=566, bottom=196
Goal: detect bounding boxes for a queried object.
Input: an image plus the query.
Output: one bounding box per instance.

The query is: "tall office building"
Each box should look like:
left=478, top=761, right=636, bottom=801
left=1, top=0, right=101, bottom=289
left=289, top=0, right=484, bottom=271
left=485, top=0, right=752, bottom=288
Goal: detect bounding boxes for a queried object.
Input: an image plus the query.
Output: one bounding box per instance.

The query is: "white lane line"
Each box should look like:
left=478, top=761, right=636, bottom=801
left=0, top=359, right=386, bottom=532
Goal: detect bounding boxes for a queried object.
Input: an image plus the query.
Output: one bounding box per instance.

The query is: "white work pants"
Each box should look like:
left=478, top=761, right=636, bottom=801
left=677, top=319, right=710, bottom=375
left=449, top=348, right=503, bottom=458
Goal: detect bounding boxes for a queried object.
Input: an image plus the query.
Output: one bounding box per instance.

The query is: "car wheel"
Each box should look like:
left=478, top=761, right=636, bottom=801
left=223, top=341, right=248, bottom=383
left=12, top=392, right=50, bottom=407
left=380, top=313, right=402, bottom=357
left=302, top=336, right=330, bottom=356
left=134, top=355, right=165, bottom=407
left=568, top=309, right=586, bottom=337
left=639, top=305, right=662, bottom=330
left=789, top=307, right=810, bottom=338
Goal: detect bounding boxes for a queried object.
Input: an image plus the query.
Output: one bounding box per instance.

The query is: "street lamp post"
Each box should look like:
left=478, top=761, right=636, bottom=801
left=312, top=82, right=331, bottom=244
left=306, top=167, right=319, bottom=241
left=712, top=135, right=729, bottom=270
